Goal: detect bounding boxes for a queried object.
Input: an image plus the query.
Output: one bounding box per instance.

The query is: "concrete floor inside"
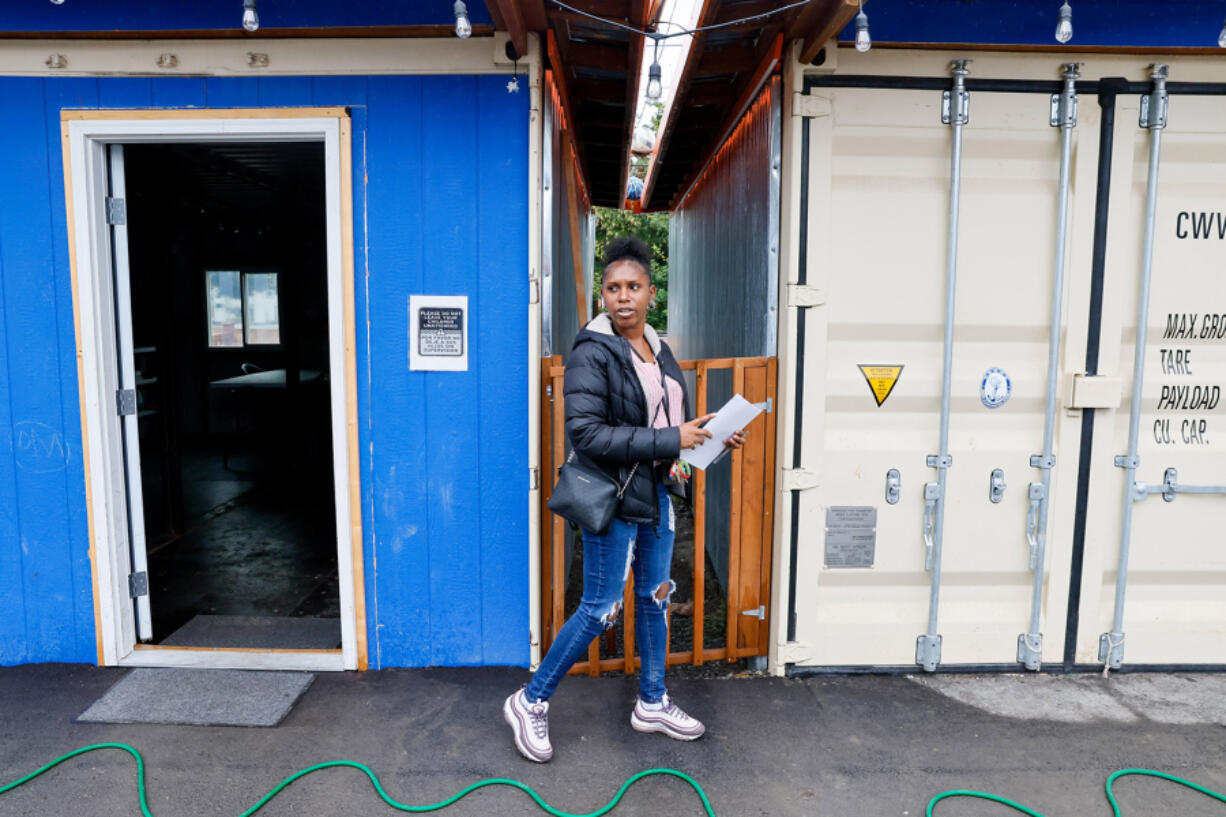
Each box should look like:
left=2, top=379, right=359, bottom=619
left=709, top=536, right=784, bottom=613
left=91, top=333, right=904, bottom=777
left=145, top=443, right=341, bottom=649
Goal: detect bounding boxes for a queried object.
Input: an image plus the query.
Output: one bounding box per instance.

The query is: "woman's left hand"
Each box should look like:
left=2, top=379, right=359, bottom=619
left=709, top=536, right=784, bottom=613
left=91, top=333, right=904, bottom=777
left=723, top=429, right=747, bottom=449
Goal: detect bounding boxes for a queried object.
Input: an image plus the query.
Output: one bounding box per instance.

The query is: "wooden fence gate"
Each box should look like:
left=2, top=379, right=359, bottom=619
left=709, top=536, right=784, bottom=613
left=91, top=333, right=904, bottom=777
left=539, top=355, right=778, bottom=675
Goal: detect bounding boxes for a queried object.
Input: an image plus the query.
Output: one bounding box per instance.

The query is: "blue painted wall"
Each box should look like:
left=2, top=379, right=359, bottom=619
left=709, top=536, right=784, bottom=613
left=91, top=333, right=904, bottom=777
left=0, top=1, right=492, bottom=32
left=0, top=74, right=528, bottom=668
left=840, top=0, right=1226, bottom=48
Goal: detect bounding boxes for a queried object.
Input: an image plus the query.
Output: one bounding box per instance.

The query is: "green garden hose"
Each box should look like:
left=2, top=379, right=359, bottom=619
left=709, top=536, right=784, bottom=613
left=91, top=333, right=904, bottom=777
left=0, top=743, right=716, bottom=817
left=5, top=743, right=1226, bottom=817
left=927, top=768, right=1226, bottom=817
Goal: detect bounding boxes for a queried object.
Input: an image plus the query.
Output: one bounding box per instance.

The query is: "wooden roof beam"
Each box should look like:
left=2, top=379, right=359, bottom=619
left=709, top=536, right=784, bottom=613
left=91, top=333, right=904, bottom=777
left=640, top=0, right=721, bottom=210
left=795, top=0, right=860, bottom=64
left=670, top=32, right=782, bottom=209
left=489, top=0, right=529, bottom=56
left=618, top=0, right=651, bottom=212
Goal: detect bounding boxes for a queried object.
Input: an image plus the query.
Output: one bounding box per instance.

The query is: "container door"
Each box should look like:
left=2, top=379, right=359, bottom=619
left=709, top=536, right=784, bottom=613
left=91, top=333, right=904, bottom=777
left=1076, top=92, right=1226, bottom=666
left=791, top=82, right=1095, bottom=668
left=107, top=143, right=154, bottom=642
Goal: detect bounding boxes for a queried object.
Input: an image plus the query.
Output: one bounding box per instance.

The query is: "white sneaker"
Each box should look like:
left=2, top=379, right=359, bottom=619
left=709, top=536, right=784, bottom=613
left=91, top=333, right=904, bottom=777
left=630, top=693, right=706, bottom=741
left=503, top=687, right=553, bottom=762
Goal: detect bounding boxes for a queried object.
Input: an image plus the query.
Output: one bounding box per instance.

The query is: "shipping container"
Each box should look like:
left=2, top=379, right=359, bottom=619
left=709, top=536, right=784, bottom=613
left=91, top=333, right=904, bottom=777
left=772, top=49, right=1226, bottom=673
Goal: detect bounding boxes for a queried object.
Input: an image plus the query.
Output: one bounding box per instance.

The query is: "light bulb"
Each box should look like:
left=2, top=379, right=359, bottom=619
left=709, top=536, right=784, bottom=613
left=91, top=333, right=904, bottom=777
left=241, top=0, right=259, bottom=32
left=1055, top=1, right=1073, bottom=44
left=454, top=0, right=472, bottom=39
left=1218, top=17, right=1226, bottom=47
left=646, top=61, right=662, bottom=101
left=854, top=9, right=871, bottom=53
left=50, top=0, right=65, bottom=5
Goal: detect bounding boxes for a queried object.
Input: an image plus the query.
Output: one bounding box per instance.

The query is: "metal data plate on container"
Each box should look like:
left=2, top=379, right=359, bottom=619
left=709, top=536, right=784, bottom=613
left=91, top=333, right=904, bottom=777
left=824, top=506, right=877, bottom=568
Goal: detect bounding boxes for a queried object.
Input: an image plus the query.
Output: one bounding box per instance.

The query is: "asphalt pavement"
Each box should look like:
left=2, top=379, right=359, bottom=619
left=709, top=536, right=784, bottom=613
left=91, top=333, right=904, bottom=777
left=2, top=663, right=1226, bottom=816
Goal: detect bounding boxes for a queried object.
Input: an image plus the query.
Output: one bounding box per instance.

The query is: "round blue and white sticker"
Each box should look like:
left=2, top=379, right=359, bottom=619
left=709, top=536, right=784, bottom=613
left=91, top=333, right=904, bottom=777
left=980, top=367, right=1012, bottom=409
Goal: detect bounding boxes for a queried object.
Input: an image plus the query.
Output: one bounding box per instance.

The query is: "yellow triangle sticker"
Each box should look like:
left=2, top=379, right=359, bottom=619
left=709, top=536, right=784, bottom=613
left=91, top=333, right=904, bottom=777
left=858, top=365, right=904, bottom=407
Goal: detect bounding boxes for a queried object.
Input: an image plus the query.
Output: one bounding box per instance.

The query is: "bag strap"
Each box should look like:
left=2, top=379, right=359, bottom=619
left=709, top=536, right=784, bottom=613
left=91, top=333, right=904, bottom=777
left=565, top=449, right=639, bottom=498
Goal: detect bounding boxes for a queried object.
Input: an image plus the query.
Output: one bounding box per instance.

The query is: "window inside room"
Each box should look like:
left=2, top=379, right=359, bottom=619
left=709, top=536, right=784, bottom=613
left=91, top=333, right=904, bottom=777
left=207, top=269, right=280, bottom=347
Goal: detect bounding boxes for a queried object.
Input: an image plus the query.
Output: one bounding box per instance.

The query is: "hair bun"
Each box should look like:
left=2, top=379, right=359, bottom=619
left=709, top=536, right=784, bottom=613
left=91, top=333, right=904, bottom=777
left=603, top=236, right=653, bottom=274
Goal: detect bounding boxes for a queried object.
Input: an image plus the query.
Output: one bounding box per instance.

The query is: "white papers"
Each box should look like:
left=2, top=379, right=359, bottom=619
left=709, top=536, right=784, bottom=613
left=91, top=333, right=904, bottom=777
left=679, top=394, right=765, bottom=471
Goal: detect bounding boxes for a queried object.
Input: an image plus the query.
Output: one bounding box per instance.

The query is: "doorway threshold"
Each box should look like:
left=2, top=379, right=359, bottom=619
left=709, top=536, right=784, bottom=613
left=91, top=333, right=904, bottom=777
left=125, top=644, right=344, bottom=672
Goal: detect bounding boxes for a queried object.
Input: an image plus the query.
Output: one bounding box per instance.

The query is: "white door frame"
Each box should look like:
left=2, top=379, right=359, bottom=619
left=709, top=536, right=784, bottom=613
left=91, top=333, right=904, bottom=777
left=65, top=110, right=363, bottom=671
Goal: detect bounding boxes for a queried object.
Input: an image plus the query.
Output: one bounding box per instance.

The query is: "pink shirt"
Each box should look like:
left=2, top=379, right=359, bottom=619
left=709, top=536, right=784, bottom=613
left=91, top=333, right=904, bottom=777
left=631, top=352, right=685, bottom=430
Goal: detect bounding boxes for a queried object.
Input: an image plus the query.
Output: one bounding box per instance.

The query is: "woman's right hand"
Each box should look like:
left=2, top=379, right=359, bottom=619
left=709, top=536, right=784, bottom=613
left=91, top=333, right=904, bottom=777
left=678, top=414, right=717, bottom=450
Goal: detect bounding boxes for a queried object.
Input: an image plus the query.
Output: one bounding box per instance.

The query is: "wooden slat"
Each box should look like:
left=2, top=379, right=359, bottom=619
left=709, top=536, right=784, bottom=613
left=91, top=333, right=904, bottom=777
left=551, top=368, right=567, bottom=650
left=734, top=363, right=767, bottom=655
left=726, top=360, right=745, bottom=658
left=757, top=357, right=778, bottom=651
left=692, top=361, right=707, bottom=665
left=561, top=130, right=589, bottom=327
left=588, top=634, right=601, bottom=676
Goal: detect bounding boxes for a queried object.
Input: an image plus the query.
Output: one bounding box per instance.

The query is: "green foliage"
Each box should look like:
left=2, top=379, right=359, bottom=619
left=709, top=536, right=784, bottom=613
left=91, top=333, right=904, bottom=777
left=593, top=207, right=669, bottom=331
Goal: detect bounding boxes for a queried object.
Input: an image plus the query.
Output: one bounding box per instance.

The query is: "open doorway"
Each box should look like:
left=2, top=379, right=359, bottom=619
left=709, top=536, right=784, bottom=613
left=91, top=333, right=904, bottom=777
left=122, top=141, right=340, bottom=651
left=67, top=111, right=362, bottom=670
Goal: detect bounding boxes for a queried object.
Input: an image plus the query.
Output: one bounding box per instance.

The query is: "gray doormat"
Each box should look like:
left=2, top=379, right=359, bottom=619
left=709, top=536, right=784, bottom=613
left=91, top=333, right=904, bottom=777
left=77, top=668, right=315, bottom=727
left=162, top=615, right=341, bottom=649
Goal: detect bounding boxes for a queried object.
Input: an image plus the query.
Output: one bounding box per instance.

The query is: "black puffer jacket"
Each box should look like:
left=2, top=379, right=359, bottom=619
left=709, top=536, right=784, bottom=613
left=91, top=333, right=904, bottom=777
left=565, top=314, right=691, bottom=525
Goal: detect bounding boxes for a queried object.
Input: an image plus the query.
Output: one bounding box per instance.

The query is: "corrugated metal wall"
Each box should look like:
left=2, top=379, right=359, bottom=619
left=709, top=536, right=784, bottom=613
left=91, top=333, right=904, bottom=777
left=0, top=74, right=529, bottom=668
left=667, top=78, right=780, bottom=589
left=542, top=83, right=594, bottom=360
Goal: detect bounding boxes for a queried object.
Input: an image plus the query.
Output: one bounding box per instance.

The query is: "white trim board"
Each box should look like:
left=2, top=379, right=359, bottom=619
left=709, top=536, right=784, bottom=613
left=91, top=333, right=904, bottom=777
left=0, top=33, right=535, bottom=77
left=123, top=648, right=345, bottom=672
left=66, top=112, right=361, bottom=671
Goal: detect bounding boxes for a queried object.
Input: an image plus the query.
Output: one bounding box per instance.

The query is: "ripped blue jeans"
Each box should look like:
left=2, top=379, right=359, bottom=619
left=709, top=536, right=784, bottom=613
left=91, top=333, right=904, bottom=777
left=527, top=480, right=676, bottom=704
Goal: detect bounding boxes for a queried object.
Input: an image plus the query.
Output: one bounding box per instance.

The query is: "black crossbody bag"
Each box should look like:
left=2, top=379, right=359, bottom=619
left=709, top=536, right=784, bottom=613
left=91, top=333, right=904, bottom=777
left=548, top=452, right=638, bottom=534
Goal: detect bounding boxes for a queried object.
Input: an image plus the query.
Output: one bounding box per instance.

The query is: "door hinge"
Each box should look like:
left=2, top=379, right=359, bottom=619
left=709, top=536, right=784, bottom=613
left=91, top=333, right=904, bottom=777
left=128, top=571, right=149, bottom=598
left=106, top=197, right=126, bottom=225
left=530, top=466, right=540, bottom=491
left=792, top=92, right=831, bottom=119
left=780, top=468, right=819, bottom=492
left=787, top=284, right=825, bottom=308
left=741, top=605, right=766, bottom=620
left=116, top=388, right=137, bottom=417
left=777, top=640, right=813, bottom=663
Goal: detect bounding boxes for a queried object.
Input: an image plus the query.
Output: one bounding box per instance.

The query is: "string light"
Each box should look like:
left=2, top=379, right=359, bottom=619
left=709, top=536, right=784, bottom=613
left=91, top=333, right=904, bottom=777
left=241, top=0, right=259, bottom=33
left=854, top=0, right=871, bottom=53
left=1218, top=14, right=1226, bottom=47
left=1055, top=1, right=1073, bottom=44
left=454, top=0, right=472, bottom=39
left=549, top=0, right=819, bottom=97
left=645, top=39, right=663, bottom=100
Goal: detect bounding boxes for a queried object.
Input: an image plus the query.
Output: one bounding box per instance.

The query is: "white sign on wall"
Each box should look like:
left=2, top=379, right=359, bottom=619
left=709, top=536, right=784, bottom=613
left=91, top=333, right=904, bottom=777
left=409, top=294, right=468, bottom=372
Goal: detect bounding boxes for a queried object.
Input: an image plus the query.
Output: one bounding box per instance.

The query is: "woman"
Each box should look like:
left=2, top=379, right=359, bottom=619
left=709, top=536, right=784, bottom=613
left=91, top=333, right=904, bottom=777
left=503, top=236, right=745, bottom=763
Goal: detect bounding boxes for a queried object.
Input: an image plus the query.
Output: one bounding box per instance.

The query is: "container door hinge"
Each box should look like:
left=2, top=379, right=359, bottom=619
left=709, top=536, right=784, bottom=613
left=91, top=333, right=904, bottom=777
left=792, top=93, right=831, bottom=119
left=780, top=468, right=819, bottom=492
left=777, top=640, right=812, bottom=663
left=741, top=605, right=766, bottom=620
left=106, top=197, right=126, bottom=225
left=787, top=284, right=825, bottom=308
left=530, top=467, right=540, bottom=491
left=116, top=388, right=137, bottom=417
left=128, top=571, right=149, bottom=598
